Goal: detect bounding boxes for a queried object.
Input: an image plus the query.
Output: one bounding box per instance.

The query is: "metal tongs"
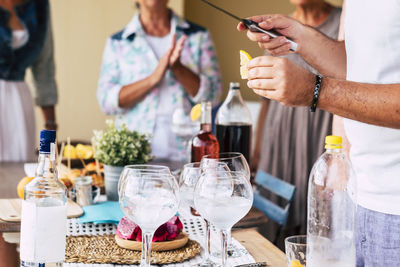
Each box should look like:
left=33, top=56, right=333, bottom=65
left=199, top=0, right=298, bottom=52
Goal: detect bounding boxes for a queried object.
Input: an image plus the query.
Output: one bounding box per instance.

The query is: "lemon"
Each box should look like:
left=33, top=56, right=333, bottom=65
left=64, top=144, right=77, bottom=159
left=190, top=104, right=202, bottom=121
left=290, top=260, right=305, bottom=267
left=239, top=50, right=252, bottom=79
left=17, top=176, right=34, bottom=199
left=75, top=144, right=94, bottom=159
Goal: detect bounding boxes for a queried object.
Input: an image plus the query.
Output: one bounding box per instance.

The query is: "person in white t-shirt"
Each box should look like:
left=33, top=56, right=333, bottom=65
left=238, top=0, right=400, bottom=265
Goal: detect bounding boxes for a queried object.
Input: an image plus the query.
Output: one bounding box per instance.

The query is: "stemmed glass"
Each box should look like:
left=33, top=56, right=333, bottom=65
left=201, top=152, right=250, bottom=257
left=179, top=162, right=229, bottom=267
left=119, top=167, right=179, bottom=267
left=118, top=165, right=171, bottom=196
left=194, top=170, right=253, bottom=267
left=201, top=152, right=250, bottom=179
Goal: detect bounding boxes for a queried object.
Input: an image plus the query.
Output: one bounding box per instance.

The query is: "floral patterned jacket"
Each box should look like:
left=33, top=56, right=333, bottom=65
left=97, top=11, right=222, bottom=136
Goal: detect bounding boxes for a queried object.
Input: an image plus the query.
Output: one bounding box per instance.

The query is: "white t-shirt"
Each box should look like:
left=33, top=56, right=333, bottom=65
left=144, top=23, right=180, bottom=160
left=344, top=0, right=400, bottom=215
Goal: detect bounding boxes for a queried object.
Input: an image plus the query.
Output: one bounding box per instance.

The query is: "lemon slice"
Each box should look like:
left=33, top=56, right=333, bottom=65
left=239, top=50, right=252, bottom=79
left=290, top=260, right=305, bottom=267
left=190, top=104, right=202, bottom=121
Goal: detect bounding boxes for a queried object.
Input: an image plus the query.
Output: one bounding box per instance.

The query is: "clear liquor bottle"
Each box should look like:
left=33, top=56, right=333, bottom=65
left=20, top=130, right=67, bottom=267
left=191, top=101, right=219, bottom=163
left=216, top=82, right=252, bottom=165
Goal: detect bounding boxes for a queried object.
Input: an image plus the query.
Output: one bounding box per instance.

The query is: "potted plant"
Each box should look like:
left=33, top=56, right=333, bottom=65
left=93, top=120, right=153, bottom=200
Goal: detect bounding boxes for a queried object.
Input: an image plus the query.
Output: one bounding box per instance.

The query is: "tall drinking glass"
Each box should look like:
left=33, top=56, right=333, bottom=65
left=194, top=170, right=253, bottom=267
left=201, top=152, right=250, bottom=256
left=179, top=162, right=229, bottom=267
left=119, top=169, right=179, bottom=267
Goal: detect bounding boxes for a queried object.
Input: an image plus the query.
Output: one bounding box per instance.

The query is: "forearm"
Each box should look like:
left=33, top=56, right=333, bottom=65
left=118, top=76, right=156, bottom=109
left=298, top=26, right=346, bottom=79
left=171, top=63, right=200, bottom=97
left=319, top=78, right=400, bottom=129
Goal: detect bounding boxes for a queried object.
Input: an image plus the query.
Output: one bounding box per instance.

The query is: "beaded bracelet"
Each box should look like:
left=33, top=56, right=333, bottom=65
left=310, top=75, right=322, bottom=112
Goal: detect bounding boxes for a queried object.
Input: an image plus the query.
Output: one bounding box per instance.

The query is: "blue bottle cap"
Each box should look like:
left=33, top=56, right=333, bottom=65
left=39, top=130, right=56, bottom=153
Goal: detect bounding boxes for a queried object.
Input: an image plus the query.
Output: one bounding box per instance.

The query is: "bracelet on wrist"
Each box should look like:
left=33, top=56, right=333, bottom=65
left=310, top=75, right=322, bottom=112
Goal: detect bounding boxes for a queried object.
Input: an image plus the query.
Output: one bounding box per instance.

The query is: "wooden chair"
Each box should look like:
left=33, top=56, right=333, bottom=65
left=253, top=170, right=296, bottom=244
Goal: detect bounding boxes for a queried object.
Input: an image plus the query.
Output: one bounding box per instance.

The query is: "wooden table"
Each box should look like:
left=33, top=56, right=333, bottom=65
left=233, top=229, right=286, bottom=267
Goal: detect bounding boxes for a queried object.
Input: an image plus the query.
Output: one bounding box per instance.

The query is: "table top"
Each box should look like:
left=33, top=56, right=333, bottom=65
left=2, top=228, right=286, bottom=267
left=232, top=229, right=286, bottom=267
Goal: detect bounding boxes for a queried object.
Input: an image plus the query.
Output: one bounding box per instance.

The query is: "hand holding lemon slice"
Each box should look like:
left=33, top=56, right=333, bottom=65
left=240, top=50, right=252, bottom=79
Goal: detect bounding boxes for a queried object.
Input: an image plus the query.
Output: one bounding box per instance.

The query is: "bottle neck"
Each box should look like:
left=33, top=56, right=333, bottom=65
left=200, top=123, right=212, bottom=132
left=325, top=148, right=342, bottom=153
left=36, top=153, right=57, bottom=180
left=226, top=87, right=243, bottom=102
left=200, top=102, right=212, bottom=128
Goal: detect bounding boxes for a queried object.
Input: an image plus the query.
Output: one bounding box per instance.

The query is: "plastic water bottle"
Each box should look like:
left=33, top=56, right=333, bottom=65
left=20, top=130, right=67, bottom=267
left=307, top=136, right=357, bottom=267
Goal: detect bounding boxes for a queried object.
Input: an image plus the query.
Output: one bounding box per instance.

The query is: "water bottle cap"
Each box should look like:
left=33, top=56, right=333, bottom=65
left=39, top=130, right=56, bottom=153
left=325, top=135, right=342, bottom=149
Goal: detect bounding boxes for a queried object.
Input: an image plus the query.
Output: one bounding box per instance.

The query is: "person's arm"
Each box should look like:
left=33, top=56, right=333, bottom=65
left=237, top=13, right=346, bottom=79
left=97, top=37, right=170, bottom=113
left=246, top=55, right=400, bottom=129
left=251, top=99, right=269, bottom=172
left=31, top=15, right=58, bottom=130
left=118, top=48, right=172, bottom=109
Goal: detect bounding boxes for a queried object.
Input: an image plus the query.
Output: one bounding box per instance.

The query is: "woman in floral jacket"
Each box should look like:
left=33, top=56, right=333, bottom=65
left=97, top=0, right=222, bottom=161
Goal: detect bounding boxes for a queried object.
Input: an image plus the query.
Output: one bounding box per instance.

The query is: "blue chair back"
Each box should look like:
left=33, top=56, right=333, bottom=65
left=253, top=170, right=296, bottom=226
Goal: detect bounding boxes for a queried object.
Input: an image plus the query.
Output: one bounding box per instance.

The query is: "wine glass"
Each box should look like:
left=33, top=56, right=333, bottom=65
left=201, top=152, right=250, bottom=257
left=179, top=162, right=229, bottom=267
left=194, top=170, right=253, bottom=267
left=118, top=165, right=171, bottom=196
left=119, top=169, right=179, bottom=267
left=201, top=152, right=250, bottom=180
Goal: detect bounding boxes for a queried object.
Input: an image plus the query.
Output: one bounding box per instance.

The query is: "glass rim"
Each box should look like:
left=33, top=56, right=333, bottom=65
left=200, top=170, right=248, bottom=178
left=123, top=164, right=171, bottom=171
left=284, top=235, right=307, bottom=246
left=202, top=152, right=244, bottom=160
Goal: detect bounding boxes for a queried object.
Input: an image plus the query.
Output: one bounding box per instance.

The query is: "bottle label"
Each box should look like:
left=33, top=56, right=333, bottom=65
left=20, top=200, right=67, bottom=262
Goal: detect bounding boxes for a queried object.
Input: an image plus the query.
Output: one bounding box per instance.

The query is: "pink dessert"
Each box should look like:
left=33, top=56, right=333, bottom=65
left=117, top=216, right=184, bottom=242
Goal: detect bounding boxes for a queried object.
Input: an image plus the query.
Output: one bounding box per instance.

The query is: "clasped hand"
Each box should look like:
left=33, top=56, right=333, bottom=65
left=151, top=34, right=187, bottom=85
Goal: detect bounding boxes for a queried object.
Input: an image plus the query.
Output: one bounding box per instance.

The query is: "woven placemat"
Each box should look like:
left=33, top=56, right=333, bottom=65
left=66, top=234, right=201, bottom=265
